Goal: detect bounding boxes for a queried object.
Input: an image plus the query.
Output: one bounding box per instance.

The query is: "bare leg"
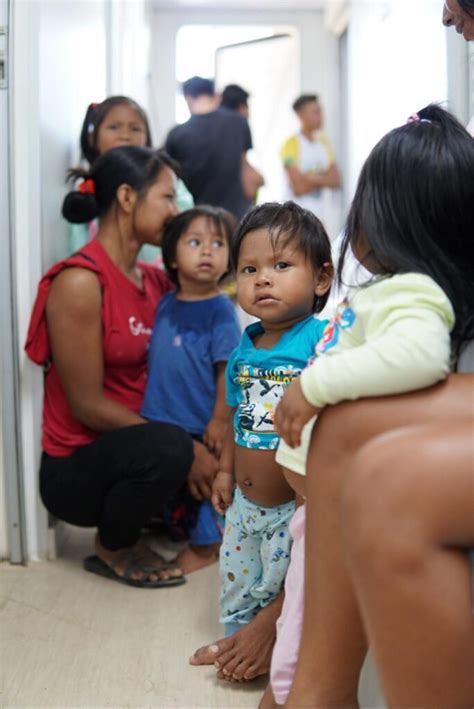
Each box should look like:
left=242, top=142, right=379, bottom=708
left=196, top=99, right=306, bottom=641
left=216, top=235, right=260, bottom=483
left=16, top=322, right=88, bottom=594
left=190, top=593, right=283, bottom=680
left=176, top=543, right=220, bottom=574
left=259, top=683, right=279, bottom=708
left=287, top=375, right=474, bottom=706
left=344, top=421, right=474, bottom=707
left=286, top=405, right=368, bottom=708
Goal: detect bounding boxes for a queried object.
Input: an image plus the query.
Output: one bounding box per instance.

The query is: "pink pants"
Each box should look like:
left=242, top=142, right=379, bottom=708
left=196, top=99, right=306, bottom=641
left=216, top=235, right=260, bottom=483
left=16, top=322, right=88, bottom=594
left=270, top=503, right=306, bottom=705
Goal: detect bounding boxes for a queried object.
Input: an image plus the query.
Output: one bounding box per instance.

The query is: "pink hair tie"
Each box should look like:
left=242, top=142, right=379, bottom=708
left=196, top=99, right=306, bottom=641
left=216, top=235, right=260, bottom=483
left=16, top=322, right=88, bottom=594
left=407, top=113, right=432, bottom=124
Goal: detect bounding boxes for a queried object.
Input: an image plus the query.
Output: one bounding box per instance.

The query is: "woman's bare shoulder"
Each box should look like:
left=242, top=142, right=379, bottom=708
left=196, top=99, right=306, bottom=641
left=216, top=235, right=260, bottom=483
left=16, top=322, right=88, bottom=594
left=47, top=267, right=102, bottom=318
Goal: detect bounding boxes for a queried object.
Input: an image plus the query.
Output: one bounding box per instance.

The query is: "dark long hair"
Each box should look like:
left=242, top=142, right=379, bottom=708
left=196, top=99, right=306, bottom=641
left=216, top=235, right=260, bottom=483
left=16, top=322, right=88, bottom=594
left=62, top=146, right=178, bottom=224
left=80, top=96, right=152, bottom=165
left=339, top=104, right=474, bottom=342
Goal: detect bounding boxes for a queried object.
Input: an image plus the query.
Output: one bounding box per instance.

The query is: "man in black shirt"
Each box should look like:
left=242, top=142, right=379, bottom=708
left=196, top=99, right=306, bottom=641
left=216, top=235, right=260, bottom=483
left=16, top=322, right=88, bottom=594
left=165, top=76, right=253, bottom=220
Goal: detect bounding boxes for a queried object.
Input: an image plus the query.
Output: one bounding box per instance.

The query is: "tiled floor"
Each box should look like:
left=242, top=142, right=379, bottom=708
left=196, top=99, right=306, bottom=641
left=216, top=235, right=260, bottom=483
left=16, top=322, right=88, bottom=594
left=0, top=524, right=385, bottom=708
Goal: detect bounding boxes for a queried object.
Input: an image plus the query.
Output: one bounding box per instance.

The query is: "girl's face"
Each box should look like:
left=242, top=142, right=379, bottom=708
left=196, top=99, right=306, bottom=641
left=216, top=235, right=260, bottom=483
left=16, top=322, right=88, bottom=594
left=173, top=216, right=229, bottom=289
left=133, top=167, right=178, bottom=246
left=443, top=0, right=474, bottom=40
left=236, top=228, right=331, bottom=328
left=96, top=104, right=148, bottom=155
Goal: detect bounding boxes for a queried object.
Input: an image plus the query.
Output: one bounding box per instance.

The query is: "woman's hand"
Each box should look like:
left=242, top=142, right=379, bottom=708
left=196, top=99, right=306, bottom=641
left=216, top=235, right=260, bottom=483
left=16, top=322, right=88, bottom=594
left=203, top=417, right=228, bottom=457
left=274, top=379, right=319, bottom=449
left=188, top=440, right=220, bottom=501
left=211, top=471, right=234, bottom=515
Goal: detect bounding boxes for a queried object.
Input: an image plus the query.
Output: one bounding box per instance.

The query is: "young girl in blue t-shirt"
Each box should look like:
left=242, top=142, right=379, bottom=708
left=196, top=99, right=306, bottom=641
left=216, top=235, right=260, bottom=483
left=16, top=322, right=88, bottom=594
left=141, top=206, right=241, bottom=573
left=211, top=201, right=333, bottom=637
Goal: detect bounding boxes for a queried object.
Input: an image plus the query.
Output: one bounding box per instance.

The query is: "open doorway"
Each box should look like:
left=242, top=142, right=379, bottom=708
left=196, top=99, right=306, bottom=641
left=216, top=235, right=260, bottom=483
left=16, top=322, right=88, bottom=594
left=175, top=25, right=300, bottom=202
left=215, top=32, right=299, bottom=202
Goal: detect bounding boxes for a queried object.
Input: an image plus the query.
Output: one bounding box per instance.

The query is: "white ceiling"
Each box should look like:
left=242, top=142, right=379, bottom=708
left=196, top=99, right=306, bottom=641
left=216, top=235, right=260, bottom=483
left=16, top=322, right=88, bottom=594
left=150, top=0, right=324, bottom=11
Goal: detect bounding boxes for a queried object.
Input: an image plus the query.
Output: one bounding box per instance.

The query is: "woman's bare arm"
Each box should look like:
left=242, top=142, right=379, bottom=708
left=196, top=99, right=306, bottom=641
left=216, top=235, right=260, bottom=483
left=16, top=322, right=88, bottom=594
left=46, top=267, right=146, bottom=432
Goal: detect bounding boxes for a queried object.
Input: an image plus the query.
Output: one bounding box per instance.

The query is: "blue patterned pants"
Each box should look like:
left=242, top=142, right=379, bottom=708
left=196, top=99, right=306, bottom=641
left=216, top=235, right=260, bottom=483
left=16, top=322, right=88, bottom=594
left=219, top=487, right=295, bottom=630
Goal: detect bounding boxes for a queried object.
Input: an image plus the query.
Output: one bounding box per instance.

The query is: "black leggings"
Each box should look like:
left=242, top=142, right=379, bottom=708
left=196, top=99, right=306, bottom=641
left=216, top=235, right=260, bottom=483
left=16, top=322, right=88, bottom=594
left=40, top=422, right=193, bottom=551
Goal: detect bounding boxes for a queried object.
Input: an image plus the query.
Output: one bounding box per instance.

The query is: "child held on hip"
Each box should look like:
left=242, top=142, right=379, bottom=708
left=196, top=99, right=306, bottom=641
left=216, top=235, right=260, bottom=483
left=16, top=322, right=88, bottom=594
left=263, top=104, right=473, bottom=707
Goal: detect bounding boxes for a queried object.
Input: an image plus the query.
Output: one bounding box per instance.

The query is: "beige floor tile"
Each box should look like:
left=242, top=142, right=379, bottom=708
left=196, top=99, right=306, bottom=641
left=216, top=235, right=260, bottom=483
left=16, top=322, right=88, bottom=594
left=0, top=524, right=385, bottom=708
left=0, top=525, right=264, bottom=708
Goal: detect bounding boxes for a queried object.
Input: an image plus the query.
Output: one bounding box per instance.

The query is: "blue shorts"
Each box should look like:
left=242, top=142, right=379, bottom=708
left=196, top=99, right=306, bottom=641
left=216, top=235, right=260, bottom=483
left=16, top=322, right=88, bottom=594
left=189, top=500, right=224, bottom=546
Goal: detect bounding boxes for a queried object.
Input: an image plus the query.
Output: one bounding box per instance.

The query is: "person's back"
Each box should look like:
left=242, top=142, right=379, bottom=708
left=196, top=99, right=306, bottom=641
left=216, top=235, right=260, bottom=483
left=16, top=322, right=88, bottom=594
left=165, top=77, right=252, bottom=219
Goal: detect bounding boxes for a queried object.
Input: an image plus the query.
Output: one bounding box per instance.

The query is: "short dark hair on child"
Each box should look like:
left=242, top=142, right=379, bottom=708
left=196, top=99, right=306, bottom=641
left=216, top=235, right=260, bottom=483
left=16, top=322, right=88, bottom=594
left=162, top=205, right=236, bottom=287
left=80, top=96, right=153, bottom=165
left=221, top=84, right=249, bottom=111
left=339, top=103, right=474, bottom=344
left=232, top=201, right=332, bottom=313
left=292, top=94, right=318, bottom=113
left=62, top=146, right=178, bottom=224
left=182, top=76, right=215, bottom=98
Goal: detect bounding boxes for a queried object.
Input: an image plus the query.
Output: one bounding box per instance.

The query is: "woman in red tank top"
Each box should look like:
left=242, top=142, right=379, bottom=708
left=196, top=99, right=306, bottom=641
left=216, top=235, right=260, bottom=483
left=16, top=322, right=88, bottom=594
left=26, top=146, right=219, bottom=588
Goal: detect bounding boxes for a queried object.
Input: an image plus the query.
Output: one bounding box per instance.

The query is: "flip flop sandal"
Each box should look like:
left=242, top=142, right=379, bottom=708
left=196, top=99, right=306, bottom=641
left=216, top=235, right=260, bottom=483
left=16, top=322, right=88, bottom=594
left=83, top=554, right=186, bottom=589
left=133, top=546, right=184, bottom=578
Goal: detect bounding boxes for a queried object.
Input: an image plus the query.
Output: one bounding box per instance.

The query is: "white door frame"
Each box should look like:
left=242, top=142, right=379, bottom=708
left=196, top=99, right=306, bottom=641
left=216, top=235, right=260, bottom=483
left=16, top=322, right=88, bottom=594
left=0, top=0, right=26, bottom=563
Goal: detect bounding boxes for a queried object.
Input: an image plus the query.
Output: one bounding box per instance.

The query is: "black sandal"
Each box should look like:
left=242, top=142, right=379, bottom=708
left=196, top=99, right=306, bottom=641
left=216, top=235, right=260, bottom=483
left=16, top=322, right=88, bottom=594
left=83, top=553, right=186, bottom=589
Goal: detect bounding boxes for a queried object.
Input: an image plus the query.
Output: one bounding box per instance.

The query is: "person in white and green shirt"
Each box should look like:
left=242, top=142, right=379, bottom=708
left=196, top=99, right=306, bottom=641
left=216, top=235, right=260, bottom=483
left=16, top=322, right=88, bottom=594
left=280, top=94, right=341, bottom=224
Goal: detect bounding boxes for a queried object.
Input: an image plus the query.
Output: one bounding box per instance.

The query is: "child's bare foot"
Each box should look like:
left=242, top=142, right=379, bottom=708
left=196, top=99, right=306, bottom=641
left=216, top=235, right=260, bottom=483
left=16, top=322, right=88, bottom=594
left=176, top=543, right=220, bottom=573
left=189, top=600, right=278, bottom=681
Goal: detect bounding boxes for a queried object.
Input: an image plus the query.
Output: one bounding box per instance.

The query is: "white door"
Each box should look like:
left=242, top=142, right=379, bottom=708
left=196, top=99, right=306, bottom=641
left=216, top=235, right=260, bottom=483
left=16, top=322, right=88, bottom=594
left=215, top=32, right=300, bottom=203
left=0, top=0, right=25, bottom=563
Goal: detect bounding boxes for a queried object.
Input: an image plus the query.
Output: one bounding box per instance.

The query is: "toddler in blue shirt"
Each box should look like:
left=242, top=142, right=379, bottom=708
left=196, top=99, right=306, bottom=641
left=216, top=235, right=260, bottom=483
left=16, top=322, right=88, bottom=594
left=142, top=206, right=241, bottom=572
left=211, top=201, right=333, bottom=636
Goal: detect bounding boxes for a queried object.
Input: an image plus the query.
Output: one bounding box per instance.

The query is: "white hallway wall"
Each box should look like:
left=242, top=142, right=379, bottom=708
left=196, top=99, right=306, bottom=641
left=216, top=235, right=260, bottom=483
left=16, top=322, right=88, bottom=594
left=148, top=8, right=342, bottom=235
left=10, top=0, right=109, bottom=561
left=148, top=1, right=451, bottom=232
left=0, top=407, right=6, bottom=558
left=343, top=0, right=450, bottom=201
left=5, top=0, right=163, bottom=562
left=148, top=9, right=339, bottom=145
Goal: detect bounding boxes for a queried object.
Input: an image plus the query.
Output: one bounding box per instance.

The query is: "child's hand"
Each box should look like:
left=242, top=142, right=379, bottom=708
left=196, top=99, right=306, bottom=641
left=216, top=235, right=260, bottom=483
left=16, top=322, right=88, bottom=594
left=274, top=379, right=319, bottom=449
left=188, top=441, right=219, bottom=501
left=211, top=471, right=234, bottom=515
left=204, top=417, right=228, bottom=457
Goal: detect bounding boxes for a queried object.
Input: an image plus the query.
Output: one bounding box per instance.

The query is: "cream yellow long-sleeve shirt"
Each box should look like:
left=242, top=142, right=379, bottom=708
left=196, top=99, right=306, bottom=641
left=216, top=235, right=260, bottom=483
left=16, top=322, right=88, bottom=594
left=276, top=272, right=455, bottom=476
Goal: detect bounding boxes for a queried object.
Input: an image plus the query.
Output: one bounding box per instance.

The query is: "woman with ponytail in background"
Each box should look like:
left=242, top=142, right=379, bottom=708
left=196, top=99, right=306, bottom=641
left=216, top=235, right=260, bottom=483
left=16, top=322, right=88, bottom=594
left=25, top=146, right=218, bottom=588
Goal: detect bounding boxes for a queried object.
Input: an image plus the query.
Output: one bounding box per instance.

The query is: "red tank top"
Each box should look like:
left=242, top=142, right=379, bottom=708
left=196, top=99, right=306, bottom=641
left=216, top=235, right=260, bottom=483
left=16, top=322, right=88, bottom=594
left=25, top=240, right=172, bottom=457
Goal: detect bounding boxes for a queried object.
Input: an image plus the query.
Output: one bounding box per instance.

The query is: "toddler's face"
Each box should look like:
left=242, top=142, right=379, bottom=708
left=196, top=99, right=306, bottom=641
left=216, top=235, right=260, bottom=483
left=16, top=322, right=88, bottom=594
left=236, top=227, right=330, bottom=328
left=173, top=216, right=229, bottom=289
